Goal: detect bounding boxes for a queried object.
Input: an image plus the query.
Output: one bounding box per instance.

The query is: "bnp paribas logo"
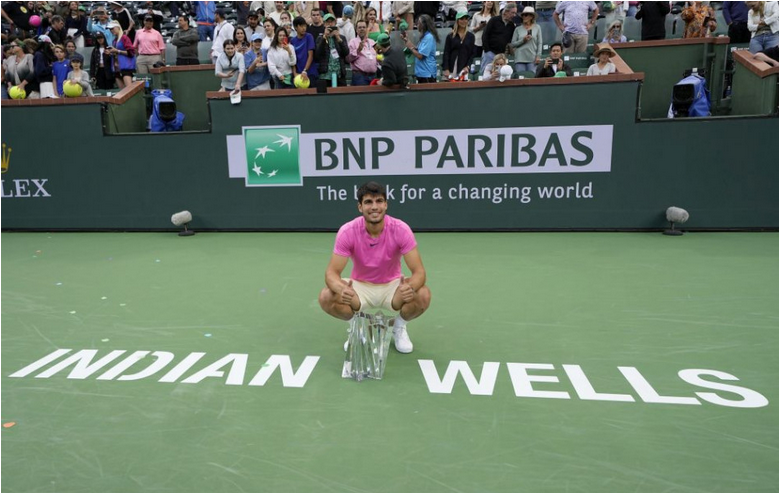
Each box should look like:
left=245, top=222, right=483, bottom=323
left=242, top=127, right=301, bottom=187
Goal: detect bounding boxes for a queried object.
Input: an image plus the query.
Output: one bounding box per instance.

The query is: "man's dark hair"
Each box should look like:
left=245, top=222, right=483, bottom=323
left=293, top=16, right=307, bottom=28
left=550, top=41, right=564, bottom=51
left=356, top=181, right=386, bottom=202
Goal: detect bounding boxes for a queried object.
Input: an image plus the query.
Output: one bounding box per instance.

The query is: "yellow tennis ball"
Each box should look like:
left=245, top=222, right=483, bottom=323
left=293, top=74, right=310, bottom=88
left=63, top=80, right=84, bottom=97
left=9, top=85, right=26, bottom=99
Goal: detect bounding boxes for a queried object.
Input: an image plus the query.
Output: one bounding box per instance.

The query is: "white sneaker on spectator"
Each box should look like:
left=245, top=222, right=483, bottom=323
left=392, top=325, right=413, bottom=353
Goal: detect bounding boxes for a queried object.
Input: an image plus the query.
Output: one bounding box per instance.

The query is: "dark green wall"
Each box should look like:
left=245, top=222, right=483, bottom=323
left=1, top=79, right=777, bottom=231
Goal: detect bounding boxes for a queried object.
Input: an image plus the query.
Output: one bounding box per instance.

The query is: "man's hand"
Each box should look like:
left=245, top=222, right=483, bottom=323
left=397, top=275, right=415, bottom=303
left=340, top=280, right=357, bottom=306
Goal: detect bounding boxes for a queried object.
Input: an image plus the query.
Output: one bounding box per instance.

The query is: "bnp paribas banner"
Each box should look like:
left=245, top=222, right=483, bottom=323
left=226, top=125, right=613, bottom=188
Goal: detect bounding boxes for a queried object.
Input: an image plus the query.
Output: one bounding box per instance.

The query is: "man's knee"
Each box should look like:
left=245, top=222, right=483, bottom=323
left=417, top=286, right=432, bottom=311
left=318, top=287, right=335, bottom=311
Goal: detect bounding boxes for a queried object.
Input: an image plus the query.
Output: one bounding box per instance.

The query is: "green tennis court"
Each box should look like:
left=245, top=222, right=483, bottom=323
left=1, top=231, right=778, bottom=492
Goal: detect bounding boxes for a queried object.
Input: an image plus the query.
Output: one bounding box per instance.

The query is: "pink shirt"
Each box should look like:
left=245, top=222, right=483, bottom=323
left=347, top=36, right=378, bottom=74
left=334, top=215, right=417, bottom=284
left=134, top=28, right=166, bottom=55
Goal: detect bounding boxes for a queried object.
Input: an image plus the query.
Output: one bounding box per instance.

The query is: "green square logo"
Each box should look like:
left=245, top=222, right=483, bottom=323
left=243, top=127, right=301, bottom=187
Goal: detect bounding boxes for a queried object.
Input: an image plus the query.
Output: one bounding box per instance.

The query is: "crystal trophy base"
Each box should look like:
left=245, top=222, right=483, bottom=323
left=342, top=311, right=395, bottom=381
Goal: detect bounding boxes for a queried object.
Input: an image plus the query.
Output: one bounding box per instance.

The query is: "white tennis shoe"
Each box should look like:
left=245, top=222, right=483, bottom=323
left=392, top=325, right=413, bottom=353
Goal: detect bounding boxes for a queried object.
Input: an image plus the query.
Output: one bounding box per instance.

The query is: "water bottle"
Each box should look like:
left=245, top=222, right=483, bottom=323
left=331, top=72, right=337, bottom=87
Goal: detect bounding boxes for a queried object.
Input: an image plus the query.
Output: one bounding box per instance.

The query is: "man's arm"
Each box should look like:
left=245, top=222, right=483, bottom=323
left=402, top=248, right=426, bottom=291
left=325, top=253, right=350, bottom=295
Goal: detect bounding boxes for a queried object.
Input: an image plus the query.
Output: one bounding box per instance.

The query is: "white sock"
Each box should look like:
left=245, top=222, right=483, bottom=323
left=393, top=315, right=408, bottom=332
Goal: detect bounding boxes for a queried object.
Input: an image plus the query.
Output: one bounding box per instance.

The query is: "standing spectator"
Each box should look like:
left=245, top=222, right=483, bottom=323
left=134, top=15, right=166, bottom=73
left=109, top=1, right=135, bottom=42
left=244, top=12, right=264, bottom=39
left=2, top=1, right=35, bottom=38
left=87, top=6, right=115, bottom=45
left=65, top=56, right=93, bottom=96
left=314, top=11, right=349, bottom=88
left=403, top=13, right=439, bottom=83
left=267, top=1, right=287, bottom=25
left=554, top=1, right=597, bottom=53
left=347, top=19, right=378, bottom=85
left=211, top=8, right=235, bottom=64
left=365, top=7, right=384, bottom=41
left=5, top=39, right=37, bottom=98
left=262, top=18, right=278, bottom=52
left=442, top=11, right=475, bottom=80
left=171, top=15, right=200, bottom=66
left=602, top=20, right=627, bottom=43
left=602, top=1, right=626, bottom=27
left=108, top=22, right=135, bottom=89
left=414, top=2, right=439, bottom=24
left=236, top=1, right=251, bottom=26
left=65, top=2, right=88, bottom=48
left=195, top=0, right=216, bottom=41
left=748, top=1, right=779, bottom=54
left=635, top=2, right=669, bottom=41
left=137, top=2, right=165, bottom=33
left=392, top=1, right=414, bottom=31
left=338, top=5, right=356, bottom=43
left=681, top=2, right=717, bottom=39
left=374, top=33, right=407, bottom=87
left=308, top=9, right=327, bottom=40
left=723, top=1, right=750, bottom=44
left=279, top=10, right=293, bottom=36
left=267, top=26, right=297, bottom=88
left=510, top=6, right=542, bottom=73
left=293, top=1, right=317, bottom=24
left=470, top=1, right=498, bottom=59
left=323, top=1, right=345, bottom=19
left=234, top=25, right=251, bottom=52
left=90, top=31, right=115, bottom=89
left=535, top=41, right=572, bottom=77
left=291, top=15, right=317, bottom=84
left=535, top=1, right=557, bottom=24
left=245, top=33, right=272, bottom=90
left=214, top=39, right=245, bottom=91
left=64, top=39, right=83, bottom=63
left=52, top=44, right=70, bottom=96
left=481, top=3, right=516, bottom=73
left=586, top=45, right=617, bottom=75
left=626, top=2, right=640, bottom=18
left=33, top=35, right=56, bottom=98
left=46, top=15, right=68, bottom=45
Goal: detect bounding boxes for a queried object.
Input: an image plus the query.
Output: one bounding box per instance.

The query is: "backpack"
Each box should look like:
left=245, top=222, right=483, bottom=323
left=668, top=73, right=711, bottom=118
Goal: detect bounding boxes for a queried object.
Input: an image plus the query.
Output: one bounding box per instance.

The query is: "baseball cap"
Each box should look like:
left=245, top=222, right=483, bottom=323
left=251, top=33, right=264, bottom=42
left=248, top=11, right=259, bottom=18
left=323, top=13, right=336, bottom=22
left=144, top=14, right=153, bottom=21
left=455, top=11, right=470, bottom=20
left=37, top=34, right=52, bottom=44
left=107, top=21, right=121, bottom=29
left=343, top=5, right=354, bottom=16
left=376, top=33, right=391, bottom=46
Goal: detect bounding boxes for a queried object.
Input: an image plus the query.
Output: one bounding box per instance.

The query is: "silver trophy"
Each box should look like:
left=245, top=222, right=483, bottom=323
left=342, top=311, right=395, bottom=381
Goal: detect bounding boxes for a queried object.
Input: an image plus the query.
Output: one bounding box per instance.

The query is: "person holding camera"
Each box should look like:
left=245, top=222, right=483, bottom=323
left=534, top=41, right=572, bottom=78
left=314, top=13, right=349, bottom=89
left=87, top=7, right=115, bottom=45
left=510, top=6, right=542, bottom=74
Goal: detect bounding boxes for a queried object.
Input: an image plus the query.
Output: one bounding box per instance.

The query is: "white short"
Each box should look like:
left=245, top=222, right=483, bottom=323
left=343, top=278, right=401, bottom=313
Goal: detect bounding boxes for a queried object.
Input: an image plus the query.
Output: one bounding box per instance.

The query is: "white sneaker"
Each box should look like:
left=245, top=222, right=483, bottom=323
left=392, top=325, right=413, bottom=353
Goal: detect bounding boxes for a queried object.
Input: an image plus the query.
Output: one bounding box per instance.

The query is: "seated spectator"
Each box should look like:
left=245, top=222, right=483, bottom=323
left=602, top=20, right=627, bottom=43
left=65, top=2, right=88, bottom=48
left=753, top=45, right=779, bottom=67
left=481, top=53, right=508, bottom=81
left=535, top=41, right=573, bottom=77
left=215, top=40, right=246, bottom=92
left=587, top=46, right=617, bottom=75
left=681, top=1, right=717, bottom=39
left=65, top=56, right=93, bottom=96
left=748, top=1, right=779, bottom=54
